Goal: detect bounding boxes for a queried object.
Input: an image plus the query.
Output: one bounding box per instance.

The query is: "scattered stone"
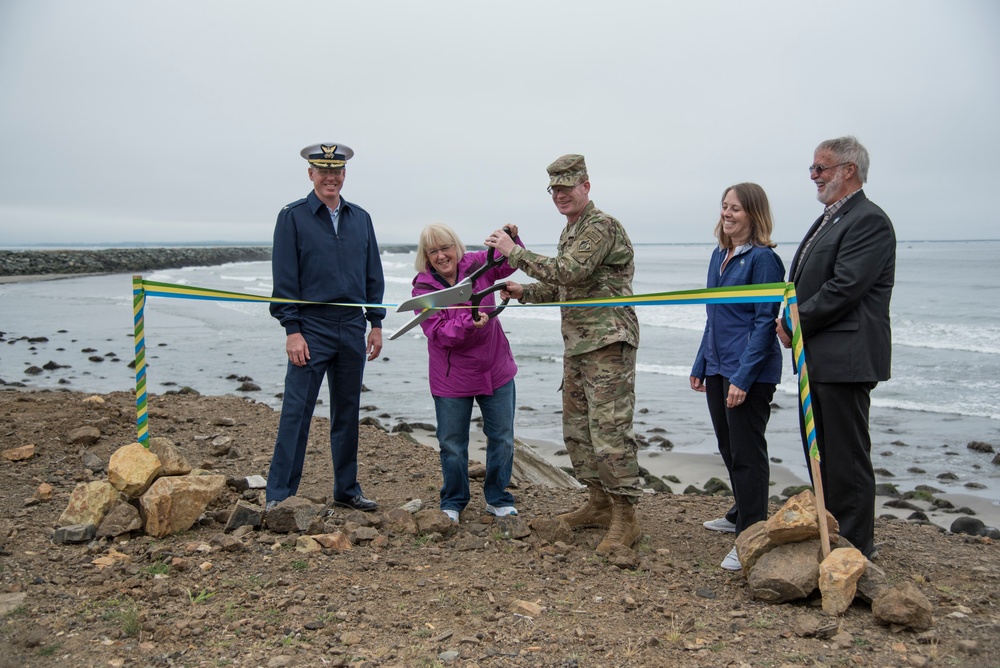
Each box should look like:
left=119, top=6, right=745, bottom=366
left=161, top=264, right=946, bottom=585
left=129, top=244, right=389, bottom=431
left=67, top=425, right=101, bottom=445
left=510, top=600, right=544, bottom=617
left=400, top=499, right=423, bottom=513
left=204, top=532, right=244, bottom=552
left=349, top=526, right=379, bottom=544
left=872, top=581, right=933, bottom=631
left=313, top=532, right=353, bottom=552
left=967, top=441, right=995, bottom=454
left=529, top=517, right=574, bottom=544
left=295, top=535, right=322, bottom=553
left=875, top=482, right=900, bottom=497
left=81, top=450, right=104, bottom=472
left=386, top=508, right=419, bottom=535
left=224, top=500, right=263, bottom=532
left=52, top=524, right=97, bottom=544
left=96, top=500, right=143, bottom=538
left=856, top=559, right=890, bottom=603
left=2, top=444, right=35, bottom=462
left=414, top=509, right=455, bottom=535
left=264, top=496, right=321, bottom=534
left=703, top=477, right=732, bottom=495
left=956, top=639, right=980, bottom=655
left=33, top=482, right=53, bottom=501
left=950, top=516, right=986, bottom=536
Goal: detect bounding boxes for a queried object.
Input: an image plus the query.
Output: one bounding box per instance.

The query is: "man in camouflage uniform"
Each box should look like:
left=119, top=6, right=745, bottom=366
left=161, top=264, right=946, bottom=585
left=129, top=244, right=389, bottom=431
left=484, top=154, right=642, bottom=554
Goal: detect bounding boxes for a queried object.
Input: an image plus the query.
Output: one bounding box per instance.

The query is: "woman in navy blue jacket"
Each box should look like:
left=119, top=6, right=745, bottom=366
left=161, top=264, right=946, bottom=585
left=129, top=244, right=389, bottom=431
left=690, top=183, right=785, bottom=571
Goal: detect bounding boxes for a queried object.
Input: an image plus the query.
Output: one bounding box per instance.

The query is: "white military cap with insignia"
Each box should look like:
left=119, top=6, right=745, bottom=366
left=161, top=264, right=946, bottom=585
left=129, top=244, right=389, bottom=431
left=300, top=142, right=354, bottom=168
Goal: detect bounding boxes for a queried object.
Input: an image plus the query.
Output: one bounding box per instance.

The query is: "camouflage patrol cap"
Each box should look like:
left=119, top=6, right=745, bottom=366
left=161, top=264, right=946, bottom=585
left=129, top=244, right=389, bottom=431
left=300, top=142, right=354, bottom=168
left=547, top=154, right=588, bottom=187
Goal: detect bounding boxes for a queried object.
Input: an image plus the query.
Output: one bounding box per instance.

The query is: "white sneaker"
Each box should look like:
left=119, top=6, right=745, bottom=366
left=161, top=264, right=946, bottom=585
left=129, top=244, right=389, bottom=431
left=702, top=517, right=737, bottom=533
left=443, top=509, right=460, bottom=523
left=486, top=505, right=518, bottom=517
left=721, top=546, right=742, bottom=571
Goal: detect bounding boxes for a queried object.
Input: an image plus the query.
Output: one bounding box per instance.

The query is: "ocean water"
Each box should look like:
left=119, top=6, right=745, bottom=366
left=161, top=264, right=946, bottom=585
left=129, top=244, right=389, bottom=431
left=2, top=241, right=998, bottom=507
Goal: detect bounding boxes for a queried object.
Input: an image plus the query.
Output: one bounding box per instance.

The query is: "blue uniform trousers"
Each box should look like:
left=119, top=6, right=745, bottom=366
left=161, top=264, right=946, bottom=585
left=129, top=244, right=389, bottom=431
left=266, top=314, right=368, bottom=503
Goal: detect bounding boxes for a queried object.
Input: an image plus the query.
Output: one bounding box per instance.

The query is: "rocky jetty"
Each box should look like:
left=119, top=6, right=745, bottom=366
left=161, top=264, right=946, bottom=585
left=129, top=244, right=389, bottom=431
left=0, top=246, right=274, bottom=277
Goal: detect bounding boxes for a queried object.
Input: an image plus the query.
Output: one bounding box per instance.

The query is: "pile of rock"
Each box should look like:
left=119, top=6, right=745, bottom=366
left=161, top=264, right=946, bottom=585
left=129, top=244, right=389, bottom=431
left=735, top=490, right=933, bottom=630
left=54, top=432, right=227, bottom=543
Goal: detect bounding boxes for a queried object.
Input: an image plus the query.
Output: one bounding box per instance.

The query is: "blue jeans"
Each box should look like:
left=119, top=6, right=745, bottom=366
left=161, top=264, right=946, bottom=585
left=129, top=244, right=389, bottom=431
left=434, top=378, right=516, bottom=512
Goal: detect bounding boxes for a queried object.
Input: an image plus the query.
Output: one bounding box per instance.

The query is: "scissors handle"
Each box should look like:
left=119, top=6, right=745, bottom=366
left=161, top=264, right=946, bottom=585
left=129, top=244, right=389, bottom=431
left=470, top=283, right=510, bottom=322
left=481, top=226, right=514, bottom=271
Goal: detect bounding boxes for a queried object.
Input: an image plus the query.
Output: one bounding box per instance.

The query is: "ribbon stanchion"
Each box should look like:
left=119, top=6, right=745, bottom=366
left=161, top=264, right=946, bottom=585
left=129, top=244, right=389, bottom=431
left=782, top=283, right=831, bottom=558
left=132, top=275, right=149, bottom=447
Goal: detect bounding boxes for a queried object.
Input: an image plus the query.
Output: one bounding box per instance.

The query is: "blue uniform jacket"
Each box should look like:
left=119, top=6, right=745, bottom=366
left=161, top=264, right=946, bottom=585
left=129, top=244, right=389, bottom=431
left=270, top=191, right=386, bottom=334
left=691, top=244, right=784, bottom=390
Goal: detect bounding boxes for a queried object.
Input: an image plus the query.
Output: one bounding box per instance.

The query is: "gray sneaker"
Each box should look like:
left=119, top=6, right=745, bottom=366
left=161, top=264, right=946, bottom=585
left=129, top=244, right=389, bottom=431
left=721, top=546, right=742, bottom=571
left=702, top=517, right=736, bottom=533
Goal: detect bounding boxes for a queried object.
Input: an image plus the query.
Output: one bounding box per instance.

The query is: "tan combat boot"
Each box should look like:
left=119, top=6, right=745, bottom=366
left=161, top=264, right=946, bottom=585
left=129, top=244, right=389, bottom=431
left=555, top=483, right=613, bottom=529
left=595, top=496, right=641, bottom=554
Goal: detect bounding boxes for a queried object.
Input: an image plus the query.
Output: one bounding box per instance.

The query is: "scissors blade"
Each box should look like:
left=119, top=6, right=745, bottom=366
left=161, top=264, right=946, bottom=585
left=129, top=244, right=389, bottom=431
left=388, top=308, right=436, bottom=340
left=395, top=281, right=474, bottom=313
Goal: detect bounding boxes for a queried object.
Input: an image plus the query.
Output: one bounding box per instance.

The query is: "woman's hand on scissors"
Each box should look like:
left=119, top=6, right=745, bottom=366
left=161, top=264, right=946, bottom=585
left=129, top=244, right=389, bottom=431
left=472, top=312, right=489, bottom=329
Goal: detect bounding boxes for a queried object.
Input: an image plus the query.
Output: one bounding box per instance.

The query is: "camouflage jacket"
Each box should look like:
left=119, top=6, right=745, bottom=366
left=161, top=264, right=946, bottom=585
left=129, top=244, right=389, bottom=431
left=509, top=201, right=640, bottom=356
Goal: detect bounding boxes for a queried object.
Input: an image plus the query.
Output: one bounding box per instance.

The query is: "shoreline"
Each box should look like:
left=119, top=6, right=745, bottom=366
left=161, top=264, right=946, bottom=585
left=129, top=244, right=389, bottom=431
left=407, top=425, right=1000, bottom=534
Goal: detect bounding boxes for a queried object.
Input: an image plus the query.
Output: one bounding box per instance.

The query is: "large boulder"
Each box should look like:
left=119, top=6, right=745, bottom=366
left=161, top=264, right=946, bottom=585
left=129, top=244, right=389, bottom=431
left=58, top=481, right=119, bottom=527
left=747, top=539, right=823, bottom=602
left=765, top=489, right=840, bottom=545
left=818, top=547, right=867, bottom=615
left=148, top=437, right=192, bottom=476
left=734, top=520, right=772, bottom=574
left=108, top=442, right=162, bottom=497
left=140, top=474, right=226, bottom=537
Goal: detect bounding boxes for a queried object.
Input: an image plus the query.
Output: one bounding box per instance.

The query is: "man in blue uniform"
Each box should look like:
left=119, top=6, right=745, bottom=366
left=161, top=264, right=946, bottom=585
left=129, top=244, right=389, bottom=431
left=265, top=142, right=385, bottom=512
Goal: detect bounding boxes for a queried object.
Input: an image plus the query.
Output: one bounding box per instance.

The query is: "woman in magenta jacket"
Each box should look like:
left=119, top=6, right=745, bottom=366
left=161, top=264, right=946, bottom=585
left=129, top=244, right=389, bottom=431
left=411, top=223, right=523, bottom=522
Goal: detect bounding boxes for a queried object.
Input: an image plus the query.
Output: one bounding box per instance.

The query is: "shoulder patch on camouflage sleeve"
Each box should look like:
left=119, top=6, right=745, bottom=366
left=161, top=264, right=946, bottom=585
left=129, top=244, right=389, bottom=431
left=575, top=229, right=604, bottom=256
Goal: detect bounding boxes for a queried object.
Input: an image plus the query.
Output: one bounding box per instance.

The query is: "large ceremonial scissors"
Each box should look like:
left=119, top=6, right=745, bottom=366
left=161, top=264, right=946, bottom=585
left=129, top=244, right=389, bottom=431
left=389, top=228, right=514, bottom=341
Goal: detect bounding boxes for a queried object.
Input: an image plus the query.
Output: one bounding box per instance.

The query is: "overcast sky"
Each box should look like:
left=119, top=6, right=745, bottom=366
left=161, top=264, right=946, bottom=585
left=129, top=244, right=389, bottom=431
left=1, top=1, right=997, bottom=247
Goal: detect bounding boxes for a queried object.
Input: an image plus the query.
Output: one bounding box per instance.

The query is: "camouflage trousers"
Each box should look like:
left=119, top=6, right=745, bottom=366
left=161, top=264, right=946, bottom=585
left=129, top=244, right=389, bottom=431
left=562, top=341, right=641, bottom=501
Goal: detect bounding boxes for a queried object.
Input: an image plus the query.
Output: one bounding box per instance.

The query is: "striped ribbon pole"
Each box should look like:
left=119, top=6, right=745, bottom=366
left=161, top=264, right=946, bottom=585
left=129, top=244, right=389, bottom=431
left=783, top=282, right=831, bottom=558
left=132, top=275, right=149, bottom=447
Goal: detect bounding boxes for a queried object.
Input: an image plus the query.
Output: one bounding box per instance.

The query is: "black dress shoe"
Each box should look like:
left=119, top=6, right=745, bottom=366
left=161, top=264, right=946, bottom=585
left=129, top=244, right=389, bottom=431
left=332, top=494, right=379, bottom=512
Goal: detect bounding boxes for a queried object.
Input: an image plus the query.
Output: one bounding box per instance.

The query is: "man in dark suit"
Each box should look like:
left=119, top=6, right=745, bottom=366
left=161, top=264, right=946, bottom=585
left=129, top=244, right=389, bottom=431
left=777, top=136, right=895, bottom=559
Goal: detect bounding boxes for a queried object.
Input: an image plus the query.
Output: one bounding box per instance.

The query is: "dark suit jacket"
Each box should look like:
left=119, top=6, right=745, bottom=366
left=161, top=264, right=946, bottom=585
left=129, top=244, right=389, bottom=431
left=787, top=190, right=896, bottom=383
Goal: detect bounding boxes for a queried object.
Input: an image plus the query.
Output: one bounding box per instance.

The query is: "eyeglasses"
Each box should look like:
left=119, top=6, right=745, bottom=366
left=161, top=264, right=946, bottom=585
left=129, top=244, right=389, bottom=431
left=312, top=167, right=344, bottom=177
left=546, top=184, right=579, bottom=195
left=427, top=244, right=454, bottom=257
left=808, top=162, right=850, bottom=176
